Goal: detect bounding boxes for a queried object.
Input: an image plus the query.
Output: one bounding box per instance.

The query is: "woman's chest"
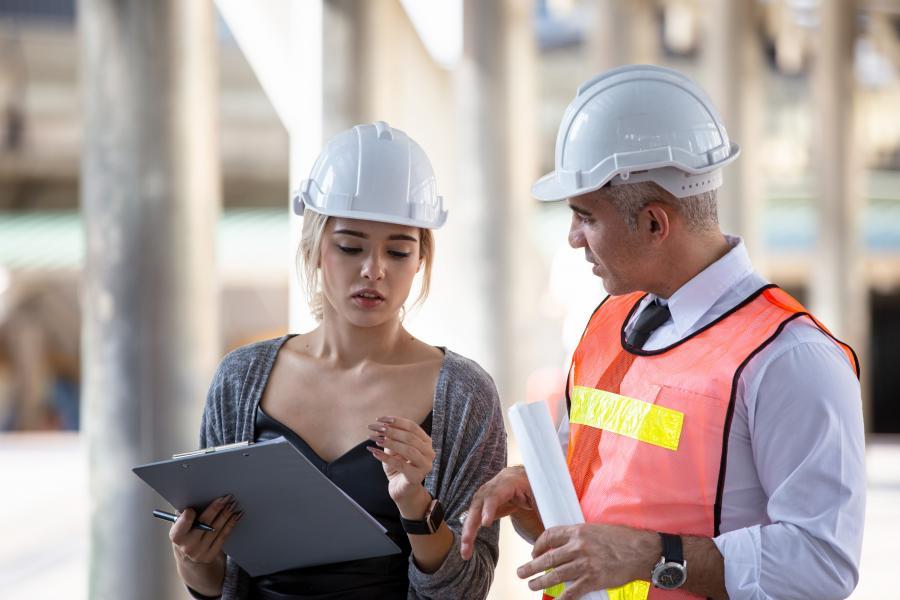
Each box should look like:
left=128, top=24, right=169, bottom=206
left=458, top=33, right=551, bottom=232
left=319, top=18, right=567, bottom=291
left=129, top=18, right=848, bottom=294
left=259, top=367, right=437, bottom=463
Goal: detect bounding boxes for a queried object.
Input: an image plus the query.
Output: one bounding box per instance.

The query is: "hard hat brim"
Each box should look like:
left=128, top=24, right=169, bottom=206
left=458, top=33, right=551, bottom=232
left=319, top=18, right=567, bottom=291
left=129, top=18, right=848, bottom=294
left=301, top=201, right=447, bottom=230
left=531, top=142, right=741, bottom=202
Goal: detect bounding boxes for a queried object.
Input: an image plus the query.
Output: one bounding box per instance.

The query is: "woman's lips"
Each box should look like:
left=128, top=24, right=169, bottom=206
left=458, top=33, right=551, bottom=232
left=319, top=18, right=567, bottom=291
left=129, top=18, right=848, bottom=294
left=352, top=290, right=385, bottom=309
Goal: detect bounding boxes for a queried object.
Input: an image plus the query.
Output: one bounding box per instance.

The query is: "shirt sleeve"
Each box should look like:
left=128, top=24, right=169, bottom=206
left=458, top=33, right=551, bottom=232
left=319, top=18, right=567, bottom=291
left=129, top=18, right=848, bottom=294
left=714, top=336, right=865, bottom=600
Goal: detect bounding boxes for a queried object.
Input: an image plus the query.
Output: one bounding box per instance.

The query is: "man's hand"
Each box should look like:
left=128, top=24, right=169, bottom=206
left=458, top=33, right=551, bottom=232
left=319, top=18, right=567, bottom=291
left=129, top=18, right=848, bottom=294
left=459, top=465, right=541, bottom=560
left=516, top=523, right=659, bottom=599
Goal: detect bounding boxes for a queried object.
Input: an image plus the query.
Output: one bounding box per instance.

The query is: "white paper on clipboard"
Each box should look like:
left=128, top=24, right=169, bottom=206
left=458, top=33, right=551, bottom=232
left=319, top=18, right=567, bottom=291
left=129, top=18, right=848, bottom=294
left=508, top=401, right=609, bottom=600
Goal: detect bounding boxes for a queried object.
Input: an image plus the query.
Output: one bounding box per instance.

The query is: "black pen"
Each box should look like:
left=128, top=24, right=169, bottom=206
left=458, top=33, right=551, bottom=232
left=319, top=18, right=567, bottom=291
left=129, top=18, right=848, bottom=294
left=152, top=509, right=216, bottom=532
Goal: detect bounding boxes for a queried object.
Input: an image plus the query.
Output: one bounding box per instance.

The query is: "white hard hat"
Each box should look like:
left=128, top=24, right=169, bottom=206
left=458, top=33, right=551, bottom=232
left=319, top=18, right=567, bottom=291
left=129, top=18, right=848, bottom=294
left=293, top=121, right=447, bottom=229
left=532, top=64, right=740, bottom=201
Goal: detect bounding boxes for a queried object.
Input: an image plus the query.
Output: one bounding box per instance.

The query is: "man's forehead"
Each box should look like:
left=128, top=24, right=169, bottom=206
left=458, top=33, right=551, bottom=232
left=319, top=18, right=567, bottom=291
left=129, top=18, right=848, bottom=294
left=567, top=189, right=606, bottom=213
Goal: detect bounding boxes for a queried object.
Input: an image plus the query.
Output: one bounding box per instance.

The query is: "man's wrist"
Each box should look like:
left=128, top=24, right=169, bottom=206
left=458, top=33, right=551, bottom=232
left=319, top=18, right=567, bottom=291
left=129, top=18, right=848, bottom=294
left=397, top=486, right=432, bottom=519
left=632, top=529, right=664, bottom=581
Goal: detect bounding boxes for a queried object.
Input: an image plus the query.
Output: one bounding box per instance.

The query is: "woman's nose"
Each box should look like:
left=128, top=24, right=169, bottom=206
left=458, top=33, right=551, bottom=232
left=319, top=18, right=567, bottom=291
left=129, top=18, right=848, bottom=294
left=361, top=253, right=385, bottom=280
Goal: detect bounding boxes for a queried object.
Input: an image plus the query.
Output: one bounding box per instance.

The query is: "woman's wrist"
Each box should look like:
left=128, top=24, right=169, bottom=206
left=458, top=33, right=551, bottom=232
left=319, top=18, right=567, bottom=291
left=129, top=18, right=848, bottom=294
left=395, top=485, right=433, bottom=519
left=174, top=549, right=225, bottom=597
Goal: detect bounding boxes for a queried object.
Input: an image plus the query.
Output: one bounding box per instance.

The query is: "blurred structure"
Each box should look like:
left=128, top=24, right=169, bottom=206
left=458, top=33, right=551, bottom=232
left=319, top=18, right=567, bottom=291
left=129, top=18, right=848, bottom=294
left=0, top=1, right=899, bottom=599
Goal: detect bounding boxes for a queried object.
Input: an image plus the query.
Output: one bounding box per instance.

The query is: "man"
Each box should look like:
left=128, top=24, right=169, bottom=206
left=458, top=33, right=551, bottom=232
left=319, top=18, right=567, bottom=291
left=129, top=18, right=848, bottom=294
left=459, top=65, right=865, bottom=600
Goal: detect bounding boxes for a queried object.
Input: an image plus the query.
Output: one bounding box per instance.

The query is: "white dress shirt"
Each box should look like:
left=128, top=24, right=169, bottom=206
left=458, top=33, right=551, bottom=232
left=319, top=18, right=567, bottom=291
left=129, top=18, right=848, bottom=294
left=558, top=236, right=865, bottom=600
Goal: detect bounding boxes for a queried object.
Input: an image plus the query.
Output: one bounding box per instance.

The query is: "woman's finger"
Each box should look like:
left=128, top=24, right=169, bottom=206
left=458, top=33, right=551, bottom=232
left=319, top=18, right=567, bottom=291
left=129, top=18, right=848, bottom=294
left=374, top=416, right=431, bottom=444
left=195, top=495, right=232, bottom=531
left=169, top=507, right=202, bottom=546
left=372, top=436, right=431, bottom=468
left=372, top=425, right=435, bottom=458
left=203, top=511, right=244, bottom=560
left=367, top=446, right=415, bottom=476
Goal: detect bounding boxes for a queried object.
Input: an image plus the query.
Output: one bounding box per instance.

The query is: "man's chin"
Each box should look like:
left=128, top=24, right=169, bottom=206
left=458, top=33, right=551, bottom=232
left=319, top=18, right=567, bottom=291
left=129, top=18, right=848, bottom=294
left=600, top=277, right=635, bottom=297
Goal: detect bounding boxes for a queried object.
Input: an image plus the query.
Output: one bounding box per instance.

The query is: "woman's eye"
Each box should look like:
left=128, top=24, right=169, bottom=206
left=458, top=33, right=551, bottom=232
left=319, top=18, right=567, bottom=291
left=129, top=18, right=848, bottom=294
left=388, top=251, right=411, bottom=259
left=338, top=245, right=362, bottom=254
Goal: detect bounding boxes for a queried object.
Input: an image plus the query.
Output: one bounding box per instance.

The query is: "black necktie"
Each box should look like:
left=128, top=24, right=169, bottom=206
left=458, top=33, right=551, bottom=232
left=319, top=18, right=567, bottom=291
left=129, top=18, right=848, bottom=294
left=626, top=300, right=671, bottom=349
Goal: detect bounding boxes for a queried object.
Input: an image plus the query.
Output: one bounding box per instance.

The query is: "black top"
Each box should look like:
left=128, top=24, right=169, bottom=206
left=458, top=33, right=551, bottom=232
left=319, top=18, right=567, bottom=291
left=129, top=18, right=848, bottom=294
left=251, top=406, right=433, bottom=600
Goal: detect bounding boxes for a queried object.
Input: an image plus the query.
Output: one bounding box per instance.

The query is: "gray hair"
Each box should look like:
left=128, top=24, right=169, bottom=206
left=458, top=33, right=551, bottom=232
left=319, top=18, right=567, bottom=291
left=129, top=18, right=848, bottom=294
left=605, top=181, right=718, bottom=232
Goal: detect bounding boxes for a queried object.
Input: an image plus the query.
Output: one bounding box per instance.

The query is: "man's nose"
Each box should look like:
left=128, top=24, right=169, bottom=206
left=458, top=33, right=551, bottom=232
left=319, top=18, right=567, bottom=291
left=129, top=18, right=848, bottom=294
left=568, top=223, right=585, bottom=249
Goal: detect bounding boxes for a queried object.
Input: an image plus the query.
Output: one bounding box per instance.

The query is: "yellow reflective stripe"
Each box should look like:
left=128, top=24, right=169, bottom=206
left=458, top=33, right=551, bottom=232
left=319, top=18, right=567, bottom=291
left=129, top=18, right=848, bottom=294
left=544, top=582, right=565, bottom=597
left=570, top=386, right=683, bottom=451
left=544, top=580, right=649, bottom=599
left=608, top=580, right=651, bottom=600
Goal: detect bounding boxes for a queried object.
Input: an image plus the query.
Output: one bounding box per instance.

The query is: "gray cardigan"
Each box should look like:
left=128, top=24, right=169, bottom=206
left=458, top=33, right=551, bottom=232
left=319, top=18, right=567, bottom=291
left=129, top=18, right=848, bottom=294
left=196, top=335, right=507, bottom=600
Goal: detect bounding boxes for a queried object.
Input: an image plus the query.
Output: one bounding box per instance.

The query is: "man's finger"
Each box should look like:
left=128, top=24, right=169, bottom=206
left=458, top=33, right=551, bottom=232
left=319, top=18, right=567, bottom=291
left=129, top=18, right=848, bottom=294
left=518, top=545, right=574, bottom=580
left=531, top=525, right=574, bottom=559
left=524, top=557, right=580, bottom=592
left=460, top=494, right=486, bottom=560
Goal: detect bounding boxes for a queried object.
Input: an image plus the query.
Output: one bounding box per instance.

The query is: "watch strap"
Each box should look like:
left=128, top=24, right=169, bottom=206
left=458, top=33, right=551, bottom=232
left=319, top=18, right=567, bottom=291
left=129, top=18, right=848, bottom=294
left=660, top=532, right=684, bottom=564
left=399, top=498, right=443, bottom=535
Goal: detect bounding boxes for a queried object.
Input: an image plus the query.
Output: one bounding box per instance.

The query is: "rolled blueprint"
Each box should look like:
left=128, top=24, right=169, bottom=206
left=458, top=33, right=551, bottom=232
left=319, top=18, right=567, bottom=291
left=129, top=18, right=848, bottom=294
left=508, top=401, right=609, bottom=600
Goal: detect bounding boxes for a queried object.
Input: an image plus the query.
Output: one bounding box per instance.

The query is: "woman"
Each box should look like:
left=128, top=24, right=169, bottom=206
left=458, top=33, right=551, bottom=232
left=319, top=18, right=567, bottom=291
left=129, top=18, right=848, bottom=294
left=168, top=122, right=506, bottom=599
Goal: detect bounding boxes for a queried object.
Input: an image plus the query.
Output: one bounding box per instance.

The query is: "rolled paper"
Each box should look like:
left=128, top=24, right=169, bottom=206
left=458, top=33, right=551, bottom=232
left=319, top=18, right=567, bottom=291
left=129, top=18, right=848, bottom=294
left=508, top=401, right=609, bottom=600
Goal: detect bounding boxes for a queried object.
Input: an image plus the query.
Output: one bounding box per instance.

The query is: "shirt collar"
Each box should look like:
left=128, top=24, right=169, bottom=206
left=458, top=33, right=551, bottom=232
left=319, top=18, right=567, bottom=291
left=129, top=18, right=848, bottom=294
left=649, top=235, right=752, bottom=337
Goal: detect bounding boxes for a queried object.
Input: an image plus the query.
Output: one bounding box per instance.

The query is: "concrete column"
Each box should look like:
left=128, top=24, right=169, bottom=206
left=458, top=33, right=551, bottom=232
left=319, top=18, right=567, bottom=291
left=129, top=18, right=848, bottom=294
left=454, top=0, right=511, bottom=395
left=704, top=0, right=765, bottom=260
left=810, top=0, right=870, bottom=421
left=590, top=0, right=660, bottom=72
left=287, top=2, right=323, bottom=333
left=79, top=0, right=220, bottom=597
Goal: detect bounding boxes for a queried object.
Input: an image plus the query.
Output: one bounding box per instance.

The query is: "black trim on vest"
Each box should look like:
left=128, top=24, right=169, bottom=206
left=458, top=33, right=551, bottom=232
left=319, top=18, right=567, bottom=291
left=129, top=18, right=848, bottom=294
left=714, top=311, right=805, bottom=534
left=566, top=295, right=613, bottom=415
left=713, top=307, right=860, bottom=534
left=619, top=284, right=778, bottom=356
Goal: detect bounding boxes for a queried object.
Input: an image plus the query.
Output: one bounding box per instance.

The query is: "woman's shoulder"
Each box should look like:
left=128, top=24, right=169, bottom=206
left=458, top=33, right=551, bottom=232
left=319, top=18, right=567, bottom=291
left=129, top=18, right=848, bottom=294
left=212, top=335, right=291, bottom=388
left=439, top=349, right=499, bottom=400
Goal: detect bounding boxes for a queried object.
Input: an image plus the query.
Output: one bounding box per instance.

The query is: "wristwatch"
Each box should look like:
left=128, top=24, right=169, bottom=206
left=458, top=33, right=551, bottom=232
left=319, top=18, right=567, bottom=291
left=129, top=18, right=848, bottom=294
left=399, top=496, right=445, bottom=535
left=651, top=533, right=687, bottom=590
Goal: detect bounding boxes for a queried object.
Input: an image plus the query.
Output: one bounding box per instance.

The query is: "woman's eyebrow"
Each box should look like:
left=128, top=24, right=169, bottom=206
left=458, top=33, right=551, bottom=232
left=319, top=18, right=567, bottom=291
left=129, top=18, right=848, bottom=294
left=333, top=229, right=417, bottom=242
left=333, top=229, right=367, bottom=238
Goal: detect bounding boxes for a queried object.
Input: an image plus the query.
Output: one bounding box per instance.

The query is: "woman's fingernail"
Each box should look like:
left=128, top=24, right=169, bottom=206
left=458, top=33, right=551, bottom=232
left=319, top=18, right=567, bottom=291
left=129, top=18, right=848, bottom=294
left=378, top=417, right=395, bottom=424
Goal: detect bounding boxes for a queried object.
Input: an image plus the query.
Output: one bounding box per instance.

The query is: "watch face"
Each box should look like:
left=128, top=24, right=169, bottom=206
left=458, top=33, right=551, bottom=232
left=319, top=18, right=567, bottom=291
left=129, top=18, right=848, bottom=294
left=656, top=564, right=686, bottom=589
left=426, top=500, right=445, bottom=532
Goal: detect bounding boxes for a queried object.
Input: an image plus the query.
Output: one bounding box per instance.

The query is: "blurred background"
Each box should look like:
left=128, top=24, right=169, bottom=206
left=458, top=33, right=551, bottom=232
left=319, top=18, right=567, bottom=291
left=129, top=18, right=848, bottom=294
left=0, top=0, right=897, bottom=598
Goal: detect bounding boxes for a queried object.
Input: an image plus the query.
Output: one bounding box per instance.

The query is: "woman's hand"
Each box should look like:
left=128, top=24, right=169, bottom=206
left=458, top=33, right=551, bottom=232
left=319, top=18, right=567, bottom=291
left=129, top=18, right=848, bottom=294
left=367, top=416, right=436, bottom=517
left=169, top=495, right=243, bottom=596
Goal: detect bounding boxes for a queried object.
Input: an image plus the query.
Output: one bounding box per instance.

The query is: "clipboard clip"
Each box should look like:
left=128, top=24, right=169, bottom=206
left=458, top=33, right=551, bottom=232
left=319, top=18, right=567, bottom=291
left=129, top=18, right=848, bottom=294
left=172, top=440, right=251, bottom=459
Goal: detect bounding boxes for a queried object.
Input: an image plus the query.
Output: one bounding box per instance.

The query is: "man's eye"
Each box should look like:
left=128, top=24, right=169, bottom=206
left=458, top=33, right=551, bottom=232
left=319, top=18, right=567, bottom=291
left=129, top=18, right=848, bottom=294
left=338, top=245, right=362, bottom=254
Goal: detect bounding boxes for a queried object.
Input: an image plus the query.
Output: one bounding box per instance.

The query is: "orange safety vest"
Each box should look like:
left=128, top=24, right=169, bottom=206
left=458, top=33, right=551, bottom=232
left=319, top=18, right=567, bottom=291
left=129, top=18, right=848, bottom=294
left=543, top=285, right=858, bottom=600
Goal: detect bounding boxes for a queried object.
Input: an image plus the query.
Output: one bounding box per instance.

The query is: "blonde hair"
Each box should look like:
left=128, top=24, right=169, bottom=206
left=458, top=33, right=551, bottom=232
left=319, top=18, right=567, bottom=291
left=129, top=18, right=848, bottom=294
left=296, top=210, right=435, bottom=321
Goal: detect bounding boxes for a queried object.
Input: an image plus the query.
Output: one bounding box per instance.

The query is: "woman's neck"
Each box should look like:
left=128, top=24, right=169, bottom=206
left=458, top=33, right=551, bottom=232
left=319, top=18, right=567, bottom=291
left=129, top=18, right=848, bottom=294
left=310, top=310, right=410, bottom=367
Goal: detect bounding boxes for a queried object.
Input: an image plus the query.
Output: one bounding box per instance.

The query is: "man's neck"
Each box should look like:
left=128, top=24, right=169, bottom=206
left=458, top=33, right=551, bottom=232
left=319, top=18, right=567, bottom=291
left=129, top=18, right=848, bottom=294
left=650, top=232, right=732, bottom=300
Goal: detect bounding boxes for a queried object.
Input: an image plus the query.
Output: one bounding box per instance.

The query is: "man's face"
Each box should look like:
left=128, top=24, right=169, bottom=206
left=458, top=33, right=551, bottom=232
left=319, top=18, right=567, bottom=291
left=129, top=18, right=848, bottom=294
left=567, top=189, right=649, bottom=296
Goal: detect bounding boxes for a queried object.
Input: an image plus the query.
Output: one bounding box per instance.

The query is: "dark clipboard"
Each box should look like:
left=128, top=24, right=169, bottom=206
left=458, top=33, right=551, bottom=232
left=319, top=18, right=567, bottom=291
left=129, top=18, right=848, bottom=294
left=132, top=436, right=402, bottom=576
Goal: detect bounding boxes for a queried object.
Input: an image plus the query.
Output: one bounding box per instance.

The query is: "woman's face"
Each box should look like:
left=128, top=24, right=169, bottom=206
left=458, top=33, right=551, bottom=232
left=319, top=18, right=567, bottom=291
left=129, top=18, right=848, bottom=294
left=319, top=217, right=423, bottom=328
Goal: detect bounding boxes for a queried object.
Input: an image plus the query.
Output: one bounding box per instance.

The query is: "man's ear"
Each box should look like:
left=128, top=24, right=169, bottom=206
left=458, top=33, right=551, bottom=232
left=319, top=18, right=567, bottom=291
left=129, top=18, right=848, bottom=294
left=643, top=203, right=671, bottom=242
